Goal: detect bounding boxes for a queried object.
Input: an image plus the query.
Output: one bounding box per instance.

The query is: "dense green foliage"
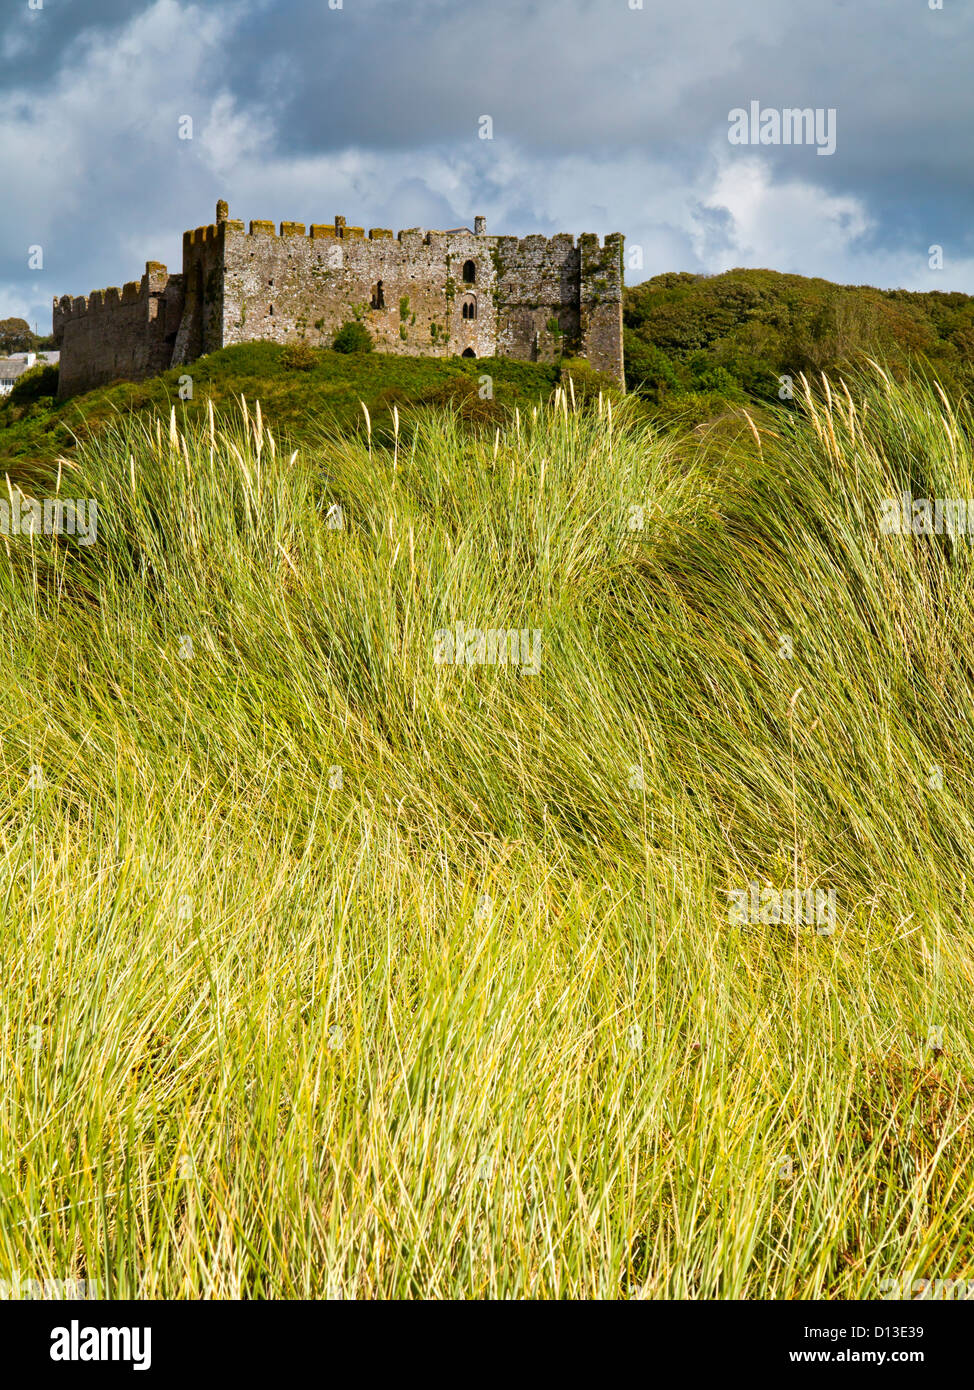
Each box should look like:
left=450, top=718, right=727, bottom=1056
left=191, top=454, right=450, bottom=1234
left=624, top=268, right=974, bottom=414
left=332, top=320, right=374, bottom=354
left=0, top=317, right=35, bottom=355
left=5, top=362, right=59, bottom=406
left=0, top=316, right=55, bottom=354
left=2, top=372, right=974, bottom=1295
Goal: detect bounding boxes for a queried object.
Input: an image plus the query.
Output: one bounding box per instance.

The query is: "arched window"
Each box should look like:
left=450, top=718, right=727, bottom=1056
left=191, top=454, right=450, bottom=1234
left=461, top=295, right=477, bottom=321
left=462, top=260, right=476, bottom=284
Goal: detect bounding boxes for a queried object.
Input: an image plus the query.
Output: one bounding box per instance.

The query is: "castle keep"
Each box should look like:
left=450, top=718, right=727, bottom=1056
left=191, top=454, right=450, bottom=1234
left=53, top=202, right=624, bottom=399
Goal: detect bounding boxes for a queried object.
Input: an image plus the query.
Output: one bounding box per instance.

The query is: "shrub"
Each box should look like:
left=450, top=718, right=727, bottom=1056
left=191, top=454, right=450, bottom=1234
left=558, top=356, right=622, bottom=403
left=415, top=373, right=508, bottom=427
left=691, top=365, right=747, bottom=400
left=332, top=321, right=373, bottom=354
left=8, top=363, right=59, bottom=406
left=281, top=341, right=317, bottom=372
left=623, top=333, right=684, bottom=399
left=623, top=267, right=974, bottom=409
left=650, top=388, right=744, bottom=431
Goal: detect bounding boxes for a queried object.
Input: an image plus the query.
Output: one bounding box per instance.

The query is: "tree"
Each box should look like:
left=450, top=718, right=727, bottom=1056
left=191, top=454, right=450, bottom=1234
left=0, top=318, right=34, bottom=355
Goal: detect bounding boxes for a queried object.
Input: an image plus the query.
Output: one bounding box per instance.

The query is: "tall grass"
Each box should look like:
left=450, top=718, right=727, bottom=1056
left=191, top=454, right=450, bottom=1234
left=1, top=372, right=973, bottom=1298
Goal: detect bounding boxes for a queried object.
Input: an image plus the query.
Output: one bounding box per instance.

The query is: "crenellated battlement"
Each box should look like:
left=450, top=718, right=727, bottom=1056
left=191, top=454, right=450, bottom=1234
left=184, top=224, right=221, bottom=248
left=53, top=263, right=181, bottom=336
left=53, top=260, right=186, bottom=398
left=226, top=218, right=460, bottom=243
left=54, top=199, right=624, bottom=397
left=176, top=211, right=621, bottom=254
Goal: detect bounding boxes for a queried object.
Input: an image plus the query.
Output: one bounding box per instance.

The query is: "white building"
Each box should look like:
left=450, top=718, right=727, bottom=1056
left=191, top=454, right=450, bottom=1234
left=0, top=350, right=60, bottom=396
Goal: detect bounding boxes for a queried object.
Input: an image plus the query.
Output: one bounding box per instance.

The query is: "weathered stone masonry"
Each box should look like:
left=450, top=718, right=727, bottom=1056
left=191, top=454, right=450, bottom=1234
left=53, top=202, right=624, bottom=399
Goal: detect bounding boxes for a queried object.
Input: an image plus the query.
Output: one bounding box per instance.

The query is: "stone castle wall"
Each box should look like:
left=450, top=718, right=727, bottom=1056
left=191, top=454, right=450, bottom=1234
left=53, top=203, right=624, bottom=398
left=53, top=263, right=185, bottom=399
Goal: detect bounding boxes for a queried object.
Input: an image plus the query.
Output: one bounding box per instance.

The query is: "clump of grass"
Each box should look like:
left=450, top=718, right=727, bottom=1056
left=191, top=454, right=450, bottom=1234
left=1, top=370, right=973, bottom=1298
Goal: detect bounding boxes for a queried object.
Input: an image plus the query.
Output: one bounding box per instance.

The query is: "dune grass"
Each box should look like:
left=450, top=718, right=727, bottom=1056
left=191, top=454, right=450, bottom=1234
left=1, top=370, right=973, bottom=1299
left=0, top=342, right=563, bottom=479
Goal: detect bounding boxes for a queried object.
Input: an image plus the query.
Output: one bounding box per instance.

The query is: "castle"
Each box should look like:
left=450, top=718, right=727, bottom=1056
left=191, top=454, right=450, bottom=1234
left=52, top=202, right=625, bottom=399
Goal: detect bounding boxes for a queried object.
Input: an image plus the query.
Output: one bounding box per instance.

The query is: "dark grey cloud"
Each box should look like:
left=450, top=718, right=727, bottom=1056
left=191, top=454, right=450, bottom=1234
left=1, top=0, right=140, bottom=85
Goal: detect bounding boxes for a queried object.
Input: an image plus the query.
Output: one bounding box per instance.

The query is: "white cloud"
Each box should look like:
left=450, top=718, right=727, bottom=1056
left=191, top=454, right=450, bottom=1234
left=698, top=155, right=873, bottom=274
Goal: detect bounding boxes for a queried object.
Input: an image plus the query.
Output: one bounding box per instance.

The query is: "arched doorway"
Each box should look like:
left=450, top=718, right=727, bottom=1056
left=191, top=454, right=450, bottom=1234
left=461, top=347, right=476, bottom=358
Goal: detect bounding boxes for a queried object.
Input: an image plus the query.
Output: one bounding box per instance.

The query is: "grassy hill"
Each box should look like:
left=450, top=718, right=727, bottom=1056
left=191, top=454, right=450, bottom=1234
left=624, top=267, right=974, bottom=420
left=2, top=365, right=974, bottom=1295
left=9, top=268, right=972, bottom=476
left=0, top=342, right=592, bottom=486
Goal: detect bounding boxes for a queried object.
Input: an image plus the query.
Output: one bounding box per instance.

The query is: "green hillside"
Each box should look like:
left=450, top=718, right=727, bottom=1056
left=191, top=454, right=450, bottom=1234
left=624, top=268, right=974, bottom=418
left=8, top=267, right=974, bottom=476
left=0, top=343, right=594, bottom=486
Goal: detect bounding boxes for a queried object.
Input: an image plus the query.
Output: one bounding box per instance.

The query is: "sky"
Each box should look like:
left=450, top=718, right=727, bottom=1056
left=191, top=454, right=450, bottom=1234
left=2, top=0, right=972, bottom=333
